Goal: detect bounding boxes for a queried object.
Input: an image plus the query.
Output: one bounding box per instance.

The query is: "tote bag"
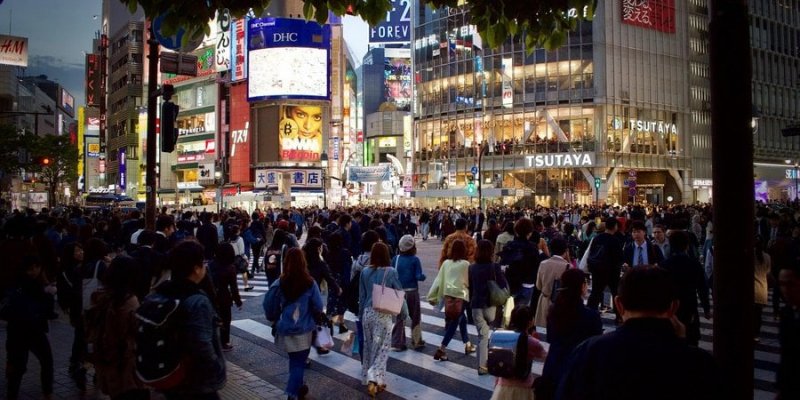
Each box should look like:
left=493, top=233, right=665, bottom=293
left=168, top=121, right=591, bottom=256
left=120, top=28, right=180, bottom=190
left=82, top=261, right=103, bottom=311
left=372, top=268, right=405, bottom=316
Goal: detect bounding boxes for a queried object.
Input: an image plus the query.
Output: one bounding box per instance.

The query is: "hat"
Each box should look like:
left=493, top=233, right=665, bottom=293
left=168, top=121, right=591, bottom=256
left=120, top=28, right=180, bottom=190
left=277, top=220, right=290, bottom=230
left=399, top=235, right=415, bottom=252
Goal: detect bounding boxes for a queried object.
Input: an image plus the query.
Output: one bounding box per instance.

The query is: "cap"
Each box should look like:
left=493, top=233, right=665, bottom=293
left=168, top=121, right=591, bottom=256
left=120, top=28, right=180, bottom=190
left=277, top=220, right=289, bottom=230
left=399, top=235, right=415, bottom=252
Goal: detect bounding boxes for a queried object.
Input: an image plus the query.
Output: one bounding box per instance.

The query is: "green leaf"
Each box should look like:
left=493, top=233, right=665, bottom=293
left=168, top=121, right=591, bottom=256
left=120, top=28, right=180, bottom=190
left=127, top=0, right=139, bottom=15
left=314, top=2, right=329, bottom=23
left=303, top=1, right=315, bottom=20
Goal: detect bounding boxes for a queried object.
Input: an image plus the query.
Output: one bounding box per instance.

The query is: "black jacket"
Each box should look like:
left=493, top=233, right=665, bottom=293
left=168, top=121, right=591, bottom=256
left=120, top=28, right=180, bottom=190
left=622, top=240, right=664, bottom=267
left=778, top=306, right=800, bottom=398
left=588, top=232, right=624, bottom=273
left=468, top=262, right=508, bottom=309
left=660, top=253, right=710, bottom=344
left=556, top=318, right=721, bottom=400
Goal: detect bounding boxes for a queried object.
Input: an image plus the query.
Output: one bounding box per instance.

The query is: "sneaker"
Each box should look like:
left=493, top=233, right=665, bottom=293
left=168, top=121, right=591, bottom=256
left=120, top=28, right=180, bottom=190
left=244, top=286, right=254, bottom=292
left=478, top=367, right=489, bottom=376
left=222, top=343, right=234, bottom=352
left=433, top=348, right=448, bottom=361
left=367, top=381, right=379, bottom=398
left=464, top=342, right=477, bottom=354
left=316, top=346, right=330, bottom=355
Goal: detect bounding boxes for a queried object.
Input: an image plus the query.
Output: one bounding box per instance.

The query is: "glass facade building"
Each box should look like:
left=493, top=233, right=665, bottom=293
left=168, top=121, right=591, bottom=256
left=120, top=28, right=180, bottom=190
left=411, top=0, right=800, bottom=206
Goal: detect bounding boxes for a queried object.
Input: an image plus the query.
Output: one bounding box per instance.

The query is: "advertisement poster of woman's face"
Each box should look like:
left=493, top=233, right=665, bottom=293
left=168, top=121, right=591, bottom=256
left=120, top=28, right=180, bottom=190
left=278, top=105, right=322, bottom=162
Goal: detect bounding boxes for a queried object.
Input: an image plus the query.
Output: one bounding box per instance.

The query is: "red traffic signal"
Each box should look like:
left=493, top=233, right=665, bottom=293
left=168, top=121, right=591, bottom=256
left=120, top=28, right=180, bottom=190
left=41, top=157, right=50, bottom=166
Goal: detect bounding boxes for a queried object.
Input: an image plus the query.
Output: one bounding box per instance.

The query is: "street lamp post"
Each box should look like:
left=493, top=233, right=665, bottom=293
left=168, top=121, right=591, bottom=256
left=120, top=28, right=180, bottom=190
left=321, top=152, right=328, bottom=209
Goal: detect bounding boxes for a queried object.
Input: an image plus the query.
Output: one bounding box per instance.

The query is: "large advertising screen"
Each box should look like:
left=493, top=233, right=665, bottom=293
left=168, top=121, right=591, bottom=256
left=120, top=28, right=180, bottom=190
left=621, top=0, right=676, bottom=33
left=384, top=57, right=411, bottom=110
left=278, top=105, right=323, bottom=162
left=247, top=18, right=331, bottom=101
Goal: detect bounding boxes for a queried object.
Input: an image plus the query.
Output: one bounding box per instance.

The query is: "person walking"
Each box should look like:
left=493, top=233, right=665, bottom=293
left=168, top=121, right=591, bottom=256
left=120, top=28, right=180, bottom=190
left=89, top=256, right=149, bottom=400
left=228, top=226, right=251, bottom=292
left=323, top=232, right=353, bottom=334
left=391, top=235, right=427, bottom=351
left=428, top=239, right=476, bottom=361
left=359, top=242, right=407, bottom=397
left=754, top=238, right=771, bottom=342
left=209, top=243, right=243, bottom=351
left=2, top=255, right=57, bottom=400
left=585, top=218, right=624, bottom=320
left=263, top=247, right=323, bottom=400
left=489, top=306, right=547, bottom=400
left=468, top=240, right=508, bottom=375
left=534, top=269, right=601, bottom=400
left=534, top=238, right=572, bottom=329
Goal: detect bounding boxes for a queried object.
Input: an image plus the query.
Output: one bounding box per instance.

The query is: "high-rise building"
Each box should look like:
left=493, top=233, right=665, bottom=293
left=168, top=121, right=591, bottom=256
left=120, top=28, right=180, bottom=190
left=411, top=0, right=800, bottom=207
left=101, top=0, right=144, bottom=197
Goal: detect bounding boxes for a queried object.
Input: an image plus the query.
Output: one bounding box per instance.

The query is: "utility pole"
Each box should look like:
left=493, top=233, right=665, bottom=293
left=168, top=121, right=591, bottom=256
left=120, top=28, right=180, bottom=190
left=145, top=24, right=159, bottom=230
left=709, top=1, right=754, bottom=399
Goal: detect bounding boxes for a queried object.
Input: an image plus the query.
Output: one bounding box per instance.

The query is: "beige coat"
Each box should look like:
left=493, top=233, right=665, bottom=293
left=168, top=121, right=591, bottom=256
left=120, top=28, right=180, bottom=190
left=534, top=256, right=572, bottom=328
left=754, top=253, right=771, bottom=305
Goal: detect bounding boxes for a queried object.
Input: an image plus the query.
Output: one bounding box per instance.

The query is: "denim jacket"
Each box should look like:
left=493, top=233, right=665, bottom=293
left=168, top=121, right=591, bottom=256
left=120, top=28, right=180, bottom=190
left=391, top=254, right=426, bottom=290
left=274, top=281, right=323, bottom=337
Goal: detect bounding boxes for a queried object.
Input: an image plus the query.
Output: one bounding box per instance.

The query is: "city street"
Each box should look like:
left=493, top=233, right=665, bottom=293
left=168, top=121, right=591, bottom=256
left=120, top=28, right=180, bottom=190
left=1, top=234, right=780, bottom=400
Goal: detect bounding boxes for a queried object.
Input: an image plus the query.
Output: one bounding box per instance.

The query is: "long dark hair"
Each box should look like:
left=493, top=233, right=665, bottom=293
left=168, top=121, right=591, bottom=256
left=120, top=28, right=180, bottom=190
left=755, top=236, right=765, bottom=264
left=303, top=238, right=324, bottom=264
left=103, top=256, right=139, bottom=307
left=280, top=247, right=314, bottom=301
left=548, top=268, right=587, bottom=334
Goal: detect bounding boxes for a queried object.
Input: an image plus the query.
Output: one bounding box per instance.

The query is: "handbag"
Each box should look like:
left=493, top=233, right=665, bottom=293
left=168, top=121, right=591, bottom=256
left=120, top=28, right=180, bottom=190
left=444, top=295, right=464, bottom=321
left=488, top=264, right=510, bottom=307
left=340, top=331, right=356, bottom=354
left=82, top=260, right=103, bottom=311
left=234, top=255, right=248, bottom=274
left=313, top=324, right=335, bottom=350
left=578, top=237, right=593, bottom=273
left=372, top=268, right=405, bottom=316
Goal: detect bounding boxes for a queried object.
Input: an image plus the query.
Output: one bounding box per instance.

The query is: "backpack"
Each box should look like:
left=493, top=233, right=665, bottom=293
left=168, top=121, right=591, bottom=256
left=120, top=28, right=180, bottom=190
left=499, top=241, right=526, bottom=266
left=346, top=254, right=369, bottom=315
left=264, top=245, right=286, bottom=272
left=134, top=291, right=194, bottom=390
left=263, top=280, right=283, bottom=322
left=586, top=238, right=609, bottom=271
left=487, top=330, right=531, bottom=379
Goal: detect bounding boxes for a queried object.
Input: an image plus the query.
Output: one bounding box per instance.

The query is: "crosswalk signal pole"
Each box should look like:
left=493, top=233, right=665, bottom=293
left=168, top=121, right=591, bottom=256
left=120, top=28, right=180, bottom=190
left=145, top=24, right=160, bottom=230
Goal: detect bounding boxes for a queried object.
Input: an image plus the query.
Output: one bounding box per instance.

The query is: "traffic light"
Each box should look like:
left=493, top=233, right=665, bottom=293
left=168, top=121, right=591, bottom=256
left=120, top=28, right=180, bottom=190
left=466, top=179, right=475, bottom=194
left=33, top=156, right=51, bottom=166
left=161, top=101, right=179, bottom=153
left=594, top=177, right=601, bottom=188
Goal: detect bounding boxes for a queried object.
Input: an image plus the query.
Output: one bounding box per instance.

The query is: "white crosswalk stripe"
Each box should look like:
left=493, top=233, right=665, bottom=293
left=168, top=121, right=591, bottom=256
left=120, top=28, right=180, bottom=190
left=231, top=294, right=781, bottom=399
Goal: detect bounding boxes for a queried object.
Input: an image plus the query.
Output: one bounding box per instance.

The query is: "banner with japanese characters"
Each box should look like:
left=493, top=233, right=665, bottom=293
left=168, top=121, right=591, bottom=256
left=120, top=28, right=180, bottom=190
left=621, top=0, right=675, bottom=34
left=254, top=168, right=323, bottom=189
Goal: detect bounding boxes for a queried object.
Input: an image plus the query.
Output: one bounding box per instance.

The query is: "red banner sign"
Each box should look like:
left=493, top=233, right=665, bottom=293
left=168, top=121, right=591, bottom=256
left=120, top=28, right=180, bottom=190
left=621, top=0, right=675, bottom=34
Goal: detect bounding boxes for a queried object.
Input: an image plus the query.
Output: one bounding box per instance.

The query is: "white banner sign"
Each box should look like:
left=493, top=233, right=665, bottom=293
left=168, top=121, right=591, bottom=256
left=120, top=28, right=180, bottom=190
left=0, top=35, right=28, bottom=67
left=215, top=9, right=232, bottom=72
left=254, top=168, right=322, bottom=189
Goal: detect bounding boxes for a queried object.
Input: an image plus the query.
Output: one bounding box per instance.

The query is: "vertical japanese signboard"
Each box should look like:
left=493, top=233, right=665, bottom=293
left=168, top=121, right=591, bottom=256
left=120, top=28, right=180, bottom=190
left=501, top=57, right=513, bottom=108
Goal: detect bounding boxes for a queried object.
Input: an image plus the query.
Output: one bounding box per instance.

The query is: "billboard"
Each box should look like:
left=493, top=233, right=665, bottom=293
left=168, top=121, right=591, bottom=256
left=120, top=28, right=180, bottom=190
left=0, top=34, right=27, bottom=67
left=254, top=168, right=323, bottom=190
left=278, top=104, right=323, bottom=162
left=384, top=57, right=411, bottom=109
left=229, top=83, right=251, bottom=183
left=85, top=53, right=101, bottom=106
left=60, top=88, right=75, bottom=118
left=247, top=18, right=331, bottom=101
left=348, top=165, right=391, bottom=183
left=621, top=0, right=676, bottom=33
left=162, top=46, right=216, bottom=85
left=118, top=148, right=126, bottom=191
left=231, top=18, right=249, bottom=81
left=215, top=9, right=232, bottom=72
left=501, top=57, right=513, bottom=108
left=369, top=0, right=411, bottom=43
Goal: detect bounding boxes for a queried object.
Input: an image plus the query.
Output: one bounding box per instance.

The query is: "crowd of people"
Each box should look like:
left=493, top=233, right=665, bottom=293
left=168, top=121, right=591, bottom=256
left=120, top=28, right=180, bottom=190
left=0, top=201, right=798, bottom=400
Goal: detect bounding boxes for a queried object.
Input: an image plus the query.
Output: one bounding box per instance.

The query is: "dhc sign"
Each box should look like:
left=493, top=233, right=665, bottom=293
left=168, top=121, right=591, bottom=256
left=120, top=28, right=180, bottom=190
left=526, top=152, right=595, bottom=168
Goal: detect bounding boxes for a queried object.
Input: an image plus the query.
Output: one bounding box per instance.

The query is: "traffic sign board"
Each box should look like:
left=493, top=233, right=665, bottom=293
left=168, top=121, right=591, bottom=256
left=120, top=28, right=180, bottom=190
left=628, top=188, right=637, bottom=197
left=471, top=166, right=478, bottom=175
left=628, top=170, right=637, bottom=177
left=628, top=180, right=637, bottom=188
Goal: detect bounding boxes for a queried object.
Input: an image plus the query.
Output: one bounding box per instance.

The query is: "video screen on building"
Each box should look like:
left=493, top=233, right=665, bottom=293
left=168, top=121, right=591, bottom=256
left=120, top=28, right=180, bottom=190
left=384, top=57, right=411, bottom=110
left=278, top=104, right=323, bottom=162
left=247, top=17, right=331, bottom=101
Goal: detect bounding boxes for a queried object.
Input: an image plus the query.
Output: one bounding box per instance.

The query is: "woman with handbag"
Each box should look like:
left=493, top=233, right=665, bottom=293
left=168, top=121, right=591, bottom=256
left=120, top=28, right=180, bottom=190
left=391, top=235, right=426, bottom=351
left=228, top=226, right=252, bottom=291
left=262, top=247, right=323, bottom=400
left=427, top=239, right=476, bottom=361
left=468, top=240, right=508, bottom=375
left=358, top=242, right=407, bottom=398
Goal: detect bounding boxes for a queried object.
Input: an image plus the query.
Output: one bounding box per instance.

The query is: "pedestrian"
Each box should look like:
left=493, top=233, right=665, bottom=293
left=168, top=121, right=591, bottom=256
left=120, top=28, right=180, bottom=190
left=391, top=235, right=427, bottom=351
left=324, top=232, right=353, bottom=334
left=152, top=240, right=226, bottom=400
left=494, top=221, right=515, bottom=261
left=534, top=269, right=601, bottom=400
left=359, top=242, right=407, bottom=397
left=534, top=238, right=572, bottom=329
left=754, top=238, right=771, bottom=342
left=263, top=247, right=323, bottom=400
left=248, top=212, right=267, bottom=275
left=428, top=239, right=476, bottom=361
left=303, top=237, right=341, bottom=315
left=88, top=256, right=149, bottom=400
left=2, top=255, right=57, bottom=400
left=468, top=239, right=507, bottom=375
left=56, top=241, right=85, bottom=384
left=777, top=263, right=800, bottom=399
left=621, top=221, right=664, bottom=270
left=660, top=230, right=711, bottom=346
left=499, top=218, right=540, bottom=308
left=439, top=218, right=477, bottom=267
left=585, top=217, right=625, bottom=321
left=209, top=243, right=243, bottom=351
left=489, top=306, right=547, bottom=400
left=556, top=266, right=722, bottom=400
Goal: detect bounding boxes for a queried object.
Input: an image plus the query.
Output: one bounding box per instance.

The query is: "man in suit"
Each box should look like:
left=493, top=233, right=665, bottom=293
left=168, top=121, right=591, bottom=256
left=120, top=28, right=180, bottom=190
left=622, top=220, right=664, bottom=270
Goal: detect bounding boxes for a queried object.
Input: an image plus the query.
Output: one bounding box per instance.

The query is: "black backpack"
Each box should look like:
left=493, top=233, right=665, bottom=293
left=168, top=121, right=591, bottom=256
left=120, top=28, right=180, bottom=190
left=586, top=238, right=609, bottom=271
left=134, top=290, right=194, bottom=390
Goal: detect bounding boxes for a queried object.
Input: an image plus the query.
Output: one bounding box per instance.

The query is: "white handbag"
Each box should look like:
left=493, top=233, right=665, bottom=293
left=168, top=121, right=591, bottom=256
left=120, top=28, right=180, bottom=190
left=578, top=238, right=594, bottom=273
left=372, top=268, right=405, bottom=316
left=82, top=260, right=103, bottom=311
left=313, top=325, right=334, bottom=350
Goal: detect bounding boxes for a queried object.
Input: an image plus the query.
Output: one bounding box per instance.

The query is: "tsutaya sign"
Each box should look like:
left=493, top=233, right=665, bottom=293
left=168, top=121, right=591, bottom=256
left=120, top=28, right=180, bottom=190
left=629, top=119, right=678, bottom=135
left=526, top=152, right=595, bottom=168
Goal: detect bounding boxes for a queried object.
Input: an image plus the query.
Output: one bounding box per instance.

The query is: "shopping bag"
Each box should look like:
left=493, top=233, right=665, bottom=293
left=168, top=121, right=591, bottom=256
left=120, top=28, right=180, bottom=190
left=503, top=296, right=515, bottom=329
left=340, top=331, right=355, bottom=355
left=314, top=325, right=334, bottom=350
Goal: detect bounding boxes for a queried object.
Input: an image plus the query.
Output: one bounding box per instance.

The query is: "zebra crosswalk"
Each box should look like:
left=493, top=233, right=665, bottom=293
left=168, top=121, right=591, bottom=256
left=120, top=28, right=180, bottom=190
left=230, top=292, right=781, bottom=400
left=236, top=273, right=270, bottom=297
